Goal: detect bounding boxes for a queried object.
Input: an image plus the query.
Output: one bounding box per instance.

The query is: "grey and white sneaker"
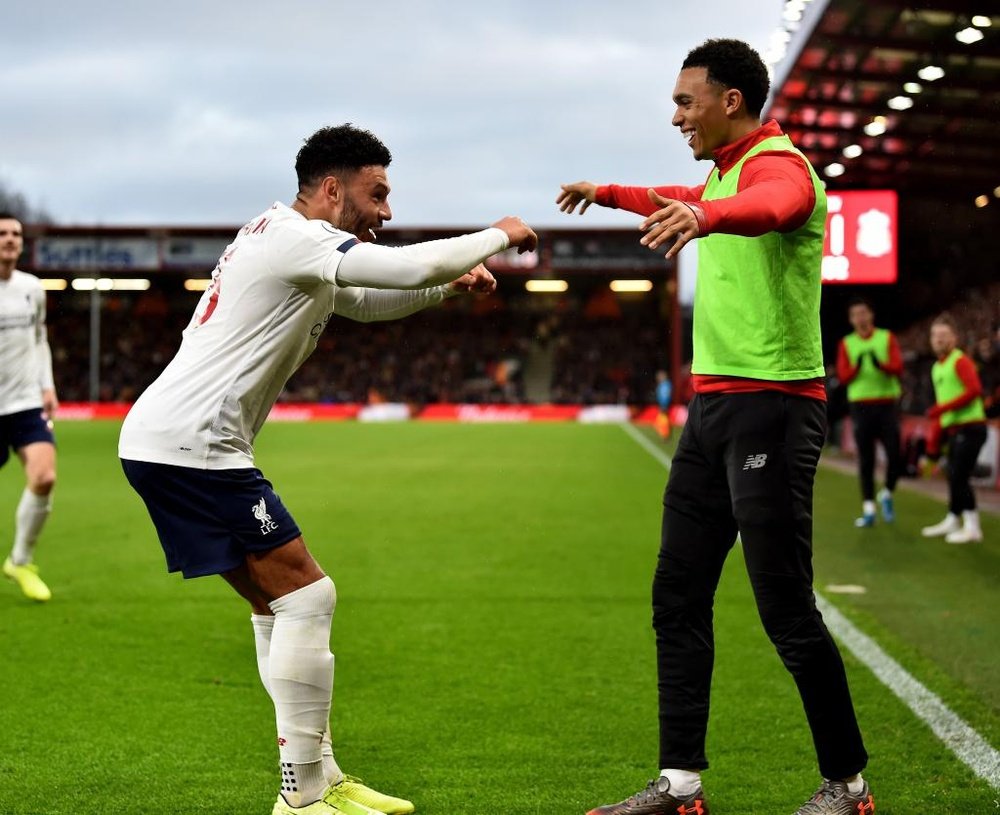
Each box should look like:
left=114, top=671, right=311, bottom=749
left=586, top=776, right=709, bottom=815
left=794, top=779, right=874, bottom=814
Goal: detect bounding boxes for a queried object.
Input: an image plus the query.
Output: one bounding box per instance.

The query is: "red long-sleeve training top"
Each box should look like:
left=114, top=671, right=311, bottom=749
left=926, top=354, right=985, bottom=455
left=595, top=120, right=825, bottom=401
left=835, top=331, right=904, bottom=404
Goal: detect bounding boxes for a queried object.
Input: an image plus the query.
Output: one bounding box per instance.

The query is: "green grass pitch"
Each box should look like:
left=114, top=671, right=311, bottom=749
left=0, top=421, right=997, bottom=814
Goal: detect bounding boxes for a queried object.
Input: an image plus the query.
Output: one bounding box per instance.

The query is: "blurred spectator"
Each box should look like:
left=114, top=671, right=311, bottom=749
left=46, top=286, right=670, bottom=407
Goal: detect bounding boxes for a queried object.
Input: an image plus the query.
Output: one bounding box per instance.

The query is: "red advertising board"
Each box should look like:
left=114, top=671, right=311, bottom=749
left=821, top=190, right=898, bottom=284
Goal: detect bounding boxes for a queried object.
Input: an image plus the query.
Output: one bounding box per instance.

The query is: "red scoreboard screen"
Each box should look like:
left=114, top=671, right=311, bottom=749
left=822, top=190, right=898, bottom=284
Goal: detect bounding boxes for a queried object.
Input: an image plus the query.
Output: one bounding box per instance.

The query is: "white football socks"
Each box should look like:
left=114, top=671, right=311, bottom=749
left=267, top=576, right=338, bottom=807
left=251, top=613, right=275, bottom=696
left=659, top=769, right=702, bottom=797
left=251, top=611, right=344, bottom=789
left=10, top=488, right=51, bottom=566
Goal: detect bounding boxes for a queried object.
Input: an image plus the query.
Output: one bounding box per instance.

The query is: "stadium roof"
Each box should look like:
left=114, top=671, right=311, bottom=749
left=764, top=0, right=1000, bottom=202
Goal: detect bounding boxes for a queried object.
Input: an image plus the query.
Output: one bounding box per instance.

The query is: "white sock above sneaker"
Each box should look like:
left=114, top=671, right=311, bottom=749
left=862, top=500, right=876, bottom=517
left=659, top=769, right=701, bottom=797
left=269, top=577, right=337, bottom=807
left=251, top=611, right=344, bottom=788
left=845, top=774, right=865, bottom=795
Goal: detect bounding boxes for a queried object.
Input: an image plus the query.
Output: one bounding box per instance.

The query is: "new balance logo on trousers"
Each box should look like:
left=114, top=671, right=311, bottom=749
left=742, top=453, right=768, bottom=471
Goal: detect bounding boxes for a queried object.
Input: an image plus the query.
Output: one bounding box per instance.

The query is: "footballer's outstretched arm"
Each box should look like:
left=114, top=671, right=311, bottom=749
left=335, top=217, right=536, bottom=290
left=334, top=285, right=453, bottom=323
left=335, top=265, right=497, bottom=323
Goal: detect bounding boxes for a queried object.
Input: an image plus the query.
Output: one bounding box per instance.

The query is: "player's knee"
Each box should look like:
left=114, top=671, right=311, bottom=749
left=652, top=570, right=711, bottom=628
left=270, top=574, right=336, bottom=619
left=28, top=470, right=56, bottom=496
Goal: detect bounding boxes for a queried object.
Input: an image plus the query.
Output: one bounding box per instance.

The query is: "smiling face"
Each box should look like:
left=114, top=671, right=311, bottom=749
left=671, top=67, right=741, bottom=161
left=334, top=165, right=392, bottom=239
left=0, top=217, right=24, bottom=277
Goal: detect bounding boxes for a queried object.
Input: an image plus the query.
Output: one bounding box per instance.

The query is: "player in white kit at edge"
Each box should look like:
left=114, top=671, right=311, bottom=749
left=118, top=124, right=538, bottom=815
left=0, top=213, right=59, bottom=604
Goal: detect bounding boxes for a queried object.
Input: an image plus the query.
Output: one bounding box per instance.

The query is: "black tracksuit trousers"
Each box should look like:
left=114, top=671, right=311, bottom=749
left=653, top=391, right=868, bottom=779
left=850, top=400, right=902, bottom=501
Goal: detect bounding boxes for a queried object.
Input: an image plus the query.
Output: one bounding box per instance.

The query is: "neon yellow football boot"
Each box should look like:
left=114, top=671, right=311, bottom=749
left=4, top=557, right=51, bottom=602
left=271, top=786, right=381, bottom=815
left=327, top=776, right=415, bottom=815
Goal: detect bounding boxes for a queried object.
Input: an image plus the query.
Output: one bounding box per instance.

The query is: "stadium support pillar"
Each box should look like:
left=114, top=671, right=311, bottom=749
left=88, top=289, right=101, bottom=402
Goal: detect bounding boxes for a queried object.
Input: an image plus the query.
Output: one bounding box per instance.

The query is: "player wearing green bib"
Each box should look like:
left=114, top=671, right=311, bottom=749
left=835, top=299, right=903, bottom=527
left=921, top=315, right=987, bottom=544
left=558, top=39, right=872, bottom=815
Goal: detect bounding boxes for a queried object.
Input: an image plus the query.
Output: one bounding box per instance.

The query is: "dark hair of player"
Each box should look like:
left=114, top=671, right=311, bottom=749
left=295, top=124, right=393, bottom=191
left=681, top=38, right=771, bottom=118
left=848, top=297, right=874, bottom=311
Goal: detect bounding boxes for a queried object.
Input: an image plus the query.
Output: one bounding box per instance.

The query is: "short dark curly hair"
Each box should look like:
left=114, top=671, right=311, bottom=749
left=295, top=124, right=392, bottom=190
left=681, top=38, right=770, bottom=117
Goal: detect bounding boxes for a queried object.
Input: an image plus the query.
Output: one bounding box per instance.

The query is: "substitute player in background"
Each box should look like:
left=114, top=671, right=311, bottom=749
left=835, top=298, right=903, bottom=528
left=557, top=39, right=873, bottom=815
left=921, top=314, right=987, bottom=544
left=0, top=212, right=58, bottom=603
left=119, top=125, right=538, bottom=815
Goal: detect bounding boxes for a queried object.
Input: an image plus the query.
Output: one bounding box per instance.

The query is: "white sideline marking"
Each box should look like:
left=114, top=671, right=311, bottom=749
left=620, top=422, right=673, bottom=469
left=815, top=595, right=1000, bottom=790
left=622, top=422, right=1000, bottom=791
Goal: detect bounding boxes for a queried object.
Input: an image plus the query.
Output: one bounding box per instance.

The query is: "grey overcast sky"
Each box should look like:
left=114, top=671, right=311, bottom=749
left=2, top=1, right=785, bottom=229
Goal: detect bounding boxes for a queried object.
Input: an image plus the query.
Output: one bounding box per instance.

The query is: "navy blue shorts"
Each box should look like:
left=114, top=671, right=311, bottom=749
left=120, top=459, right=302, bottom=578
left=0, top=408, right=56, bottom=469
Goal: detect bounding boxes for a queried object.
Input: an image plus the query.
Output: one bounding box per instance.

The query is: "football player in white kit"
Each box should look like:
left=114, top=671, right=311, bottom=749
left=0, top=213, right=59, bottom=603
left=118, top=125, right=538, bottom=815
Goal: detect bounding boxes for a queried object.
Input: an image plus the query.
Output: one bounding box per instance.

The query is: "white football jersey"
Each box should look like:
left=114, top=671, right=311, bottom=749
left=119, top=203, right=365, bottom=469
left=0, top=270, right=55, bottom=416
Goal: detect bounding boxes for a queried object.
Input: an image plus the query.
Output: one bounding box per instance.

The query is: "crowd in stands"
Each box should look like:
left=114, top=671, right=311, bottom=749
left=44, top=281, right=1000, bottom=414
left=46, top=286, right=671, bottom=407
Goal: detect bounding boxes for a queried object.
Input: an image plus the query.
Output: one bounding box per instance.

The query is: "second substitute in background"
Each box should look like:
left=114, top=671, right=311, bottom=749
left=835, top=298, right=903, bottom=528
left=921, top=314, right=988, bottom=544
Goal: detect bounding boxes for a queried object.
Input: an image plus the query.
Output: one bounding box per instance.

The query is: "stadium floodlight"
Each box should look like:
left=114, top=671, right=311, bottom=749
left=887, top=95, right=914, bottom=110
left=863, top=118, right=888, bottom=136
left=842, top=144, right=864, bottom=159
left=72, top=277, right=150, bottom=291
left=955, top=26, right=985, bottom=44
left=972, top=15, right=992, bottom=27
left=610, top=279, right=653, bottom=293
left=917, top=65, right=945, bottom=81
left=184, top=279, right=211, bottom=291
left=40, top=278, right=68, bottom=291
left=975, top=195, right=990, bottom=208
left=903, top=82, right=923, bottom=94
left=109, top=279, right=151, bottom=291
left=824, top=163, right=846, bottom=178
left=525, top=279, right=568, bottom=293
left=994, top=185, right=1000, bottom=197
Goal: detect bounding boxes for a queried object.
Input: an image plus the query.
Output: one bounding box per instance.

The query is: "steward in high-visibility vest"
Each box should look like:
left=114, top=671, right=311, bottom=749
left=835, top=299, right=903, bottom=527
